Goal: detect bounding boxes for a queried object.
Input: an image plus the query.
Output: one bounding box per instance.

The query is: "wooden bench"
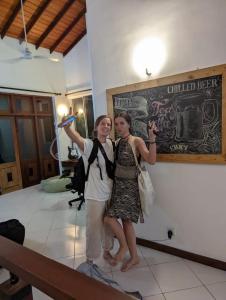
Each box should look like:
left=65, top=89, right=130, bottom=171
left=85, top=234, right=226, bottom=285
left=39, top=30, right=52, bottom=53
left=0, top=236, right=132, bottom=300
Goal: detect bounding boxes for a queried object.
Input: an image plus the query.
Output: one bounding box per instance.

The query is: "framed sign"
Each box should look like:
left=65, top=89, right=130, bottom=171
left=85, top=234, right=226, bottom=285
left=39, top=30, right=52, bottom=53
left=106, top=64, right=226, bottom=163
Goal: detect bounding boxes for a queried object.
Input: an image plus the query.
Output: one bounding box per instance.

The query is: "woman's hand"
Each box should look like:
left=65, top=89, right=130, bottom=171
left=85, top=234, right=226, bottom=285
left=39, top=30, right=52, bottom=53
left=60, top=115, right=85, bottom=152
left=61, top=115, right=73, bottom=129
left=148, top=121, right=158, bottom=141
left=136, top=121, right=158, bottom=164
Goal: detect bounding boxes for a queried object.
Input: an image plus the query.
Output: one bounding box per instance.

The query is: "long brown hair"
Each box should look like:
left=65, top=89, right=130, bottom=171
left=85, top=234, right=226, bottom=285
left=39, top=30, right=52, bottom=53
left=114, top=111, right=133, bottom=133
left=93, top=114, right=112, bottom=138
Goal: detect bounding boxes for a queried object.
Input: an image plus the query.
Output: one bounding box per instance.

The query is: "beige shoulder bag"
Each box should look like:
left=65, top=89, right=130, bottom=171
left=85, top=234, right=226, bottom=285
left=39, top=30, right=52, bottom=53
left=129, top=136, right=155, bottom=216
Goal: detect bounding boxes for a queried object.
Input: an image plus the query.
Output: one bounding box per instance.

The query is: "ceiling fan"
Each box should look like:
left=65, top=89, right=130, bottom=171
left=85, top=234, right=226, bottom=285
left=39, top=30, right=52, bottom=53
left=1, top=0, right=59, bottom=64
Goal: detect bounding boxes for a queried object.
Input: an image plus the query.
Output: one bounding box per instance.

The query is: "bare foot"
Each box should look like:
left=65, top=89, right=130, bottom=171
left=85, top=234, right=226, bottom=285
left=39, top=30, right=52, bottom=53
left=103, top=251, right=117, bottom=266
left=114, top=246, right=128, bottom=262
left=121, top=257, right=140, bottom=272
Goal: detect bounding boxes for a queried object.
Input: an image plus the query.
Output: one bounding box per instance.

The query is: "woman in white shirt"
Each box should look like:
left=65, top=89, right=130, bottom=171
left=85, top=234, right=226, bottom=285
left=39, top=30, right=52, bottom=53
left=63, top=115, right=115, bottom=265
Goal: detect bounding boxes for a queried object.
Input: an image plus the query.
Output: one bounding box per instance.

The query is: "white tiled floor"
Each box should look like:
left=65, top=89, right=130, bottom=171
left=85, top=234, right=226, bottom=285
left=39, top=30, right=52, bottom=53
left=0, top=185, right=226, bottom=300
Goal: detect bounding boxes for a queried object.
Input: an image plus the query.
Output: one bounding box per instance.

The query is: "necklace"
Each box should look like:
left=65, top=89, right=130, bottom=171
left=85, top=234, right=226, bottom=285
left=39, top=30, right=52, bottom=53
left=121, top=133, right=130, bottom=139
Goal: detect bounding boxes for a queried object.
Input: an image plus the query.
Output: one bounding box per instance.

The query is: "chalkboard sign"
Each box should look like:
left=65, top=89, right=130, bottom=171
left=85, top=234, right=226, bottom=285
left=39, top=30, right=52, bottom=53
left=107, top=65, right=226, bottom=163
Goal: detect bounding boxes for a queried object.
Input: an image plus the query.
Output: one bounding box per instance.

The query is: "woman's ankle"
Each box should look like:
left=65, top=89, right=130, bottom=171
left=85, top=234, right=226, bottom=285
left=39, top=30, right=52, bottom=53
left=114, top=245, right=127, bottom=262
left=103, top=250, right=112, bottom=258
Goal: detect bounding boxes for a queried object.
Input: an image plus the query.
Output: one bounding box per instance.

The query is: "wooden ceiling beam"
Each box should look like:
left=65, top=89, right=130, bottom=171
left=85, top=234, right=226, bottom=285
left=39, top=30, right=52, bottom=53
left=18, top=0, right=52, bottom=43
left=1, top=0, right=28, bottom=39
left=50, top=6, right=86, bottom=53
left=35, top=0, right=76, bottom=50
left=63, top=28, right=86, bottom=56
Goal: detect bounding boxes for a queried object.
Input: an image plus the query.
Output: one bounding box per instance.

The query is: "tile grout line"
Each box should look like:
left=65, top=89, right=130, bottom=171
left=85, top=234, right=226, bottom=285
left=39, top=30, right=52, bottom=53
left=148, top=259, right=205, bottom=296
left=162, top=285, right=214, bottom=298
left=138, top=246, right=165, bottom=298
left=203, top=284, right=217, bottom=300
left=182, top=259, right=216, bottom=299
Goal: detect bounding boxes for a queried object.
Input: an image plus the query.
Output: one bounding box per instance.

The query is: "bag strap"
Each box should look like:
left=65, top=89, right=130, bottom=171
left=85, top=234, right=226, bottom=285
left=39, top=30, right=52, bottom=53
left=97, top=141, right=111, bottom=164
left=115, top=138, right=121, bottom=161
left=86, top=138, right=114, bottom=181
left=86, top=139, right=100, bottom=181
left=128, top=136, right=141, bottom=172
left=88, top=139, right=99, bottom=164
left=96, top=139, right=115, bottom=180
left=110, top=138, right=115, bottom=152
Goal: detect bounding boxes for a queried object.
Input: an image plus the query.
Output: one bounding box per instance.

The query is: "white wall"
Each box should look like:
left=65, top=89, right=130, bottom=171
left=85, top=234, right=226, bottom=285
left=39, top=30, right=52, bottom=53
left=0, top=37, right=70, bottom=162
left=86, top=0, right=226, bottom=261
left=63, top=35, right=92, bottom=92
left=0, top=37, right=65, bottom=94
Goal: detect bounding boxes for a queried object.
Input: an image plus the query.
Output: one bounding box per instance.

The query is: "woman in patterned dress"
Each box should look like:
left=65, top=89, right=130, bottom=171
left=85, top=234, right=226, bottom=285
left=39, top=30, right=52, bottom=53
left=104, top=112, right=157, bottom=271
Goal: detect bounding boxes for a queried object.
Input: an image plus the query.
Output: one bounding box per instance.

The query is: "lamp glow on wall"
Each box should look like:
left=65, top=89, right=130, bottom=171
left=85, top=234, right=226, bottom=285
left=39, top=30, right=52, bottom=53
left=132, top=37, right=167, bottom=78
left=78, top=108, right=84, bottom=115
left=57, top=104, right=69, bottom=117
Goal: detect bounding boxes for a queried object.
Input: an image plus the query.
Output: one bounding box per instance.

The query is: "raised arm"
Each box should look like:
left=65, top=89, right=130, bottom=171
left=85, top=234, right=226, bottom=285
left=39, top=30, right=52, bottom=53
left=63, top=118, right=85, bottom=152
left=135, top=121, right=157, bottom=164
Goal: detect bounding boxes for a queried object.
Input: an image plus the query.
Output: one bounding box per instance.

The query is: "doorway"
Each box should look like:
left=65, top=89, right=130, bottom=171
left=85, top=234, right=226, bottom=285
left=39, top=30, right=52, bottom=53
left=0, top=93, right=58, bottom=193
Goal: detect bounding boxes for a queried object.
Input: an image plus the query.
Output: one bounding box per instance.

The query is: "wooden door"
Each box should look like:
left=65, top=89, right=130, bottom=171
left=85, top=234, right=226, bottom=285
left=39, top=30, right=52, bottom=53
left=37, top=116, right=58, bottom=178
left=16, top=117, right=40, bottom=187
left=0, top=93, right=59, bottom=191
left=0, top=115, right=22, bottom=194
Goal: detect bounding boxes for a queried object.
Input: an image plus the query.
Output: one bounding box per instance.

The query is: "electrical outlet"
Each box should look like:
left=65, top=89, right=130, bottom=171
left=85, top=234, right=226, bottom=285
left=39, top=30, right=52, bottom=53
left=167, top=228, right=175, bottom=239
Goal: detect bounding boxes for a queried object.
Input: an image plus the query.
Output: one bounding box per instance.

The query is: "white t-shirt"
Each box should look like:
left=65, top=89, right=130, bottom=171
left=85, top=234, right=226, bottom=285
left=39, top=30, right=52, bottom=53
left=81, top=139, right=114, bottom=201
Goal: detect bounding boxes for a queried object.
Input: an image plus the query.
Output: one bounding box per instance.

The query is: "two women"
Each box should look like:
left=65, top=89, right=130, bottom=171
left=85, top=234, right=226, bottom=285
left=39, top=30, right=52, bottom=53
left=64, top=112, right=157, bottom=271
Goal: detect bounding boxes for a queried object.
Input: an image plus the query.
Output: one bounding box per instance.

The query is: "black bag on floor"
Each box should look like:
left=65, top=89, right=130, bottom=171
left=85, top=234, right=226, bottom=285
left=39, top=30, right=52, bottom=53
left=0, top=219, right=25, bottom=245
left=0, top=219, right=25, bottom=284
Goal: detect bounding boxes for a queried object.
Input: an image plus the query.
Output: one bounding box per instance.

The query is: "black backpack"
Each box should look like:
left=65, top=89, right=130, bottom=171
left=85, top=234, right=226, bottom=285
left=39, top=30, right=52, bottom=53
left=72, top=139, right=115, bottom=194
left=70, top=156, right=86, bottom=194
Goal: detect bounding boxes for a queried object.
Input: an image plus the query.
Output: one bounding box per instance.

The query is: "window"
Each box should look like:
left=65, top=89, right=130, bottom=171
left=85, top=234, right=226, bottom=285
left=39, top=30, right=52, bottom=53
left=14, top=96, right=33, bottom=113
left=0, top=118, right=15, bottom=163
left=0, top=94, right=10, bottom=112
left=35, top=98, right=52, bottom=113
left=72, top=95, right=94, bottom=138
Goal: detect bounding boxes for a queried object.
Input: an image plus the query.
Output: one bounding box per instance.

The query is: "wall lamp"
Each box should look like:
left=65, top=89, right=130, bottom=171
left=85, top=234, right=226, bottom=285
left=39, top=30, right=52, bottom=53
left=132, top=37, right=167, bottom=78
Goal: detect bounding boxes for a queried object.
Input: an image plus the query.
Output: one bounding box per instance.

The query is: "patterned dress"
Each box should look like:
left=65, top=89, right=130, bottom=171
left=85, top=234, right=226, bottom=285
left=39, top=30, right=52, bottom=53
left=106, top=138, right=141, bottom=223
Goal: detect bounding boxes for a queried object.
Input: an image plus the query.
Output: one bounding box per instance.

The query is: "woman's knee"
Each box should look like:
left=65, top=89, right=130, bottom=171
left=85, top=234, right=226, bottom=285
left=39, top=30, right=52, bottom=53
left=104, top=216, right=116, bottom=226
left=122, top=219, right=132, bottom=228
left=104, top=215, right=111, bottom=225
